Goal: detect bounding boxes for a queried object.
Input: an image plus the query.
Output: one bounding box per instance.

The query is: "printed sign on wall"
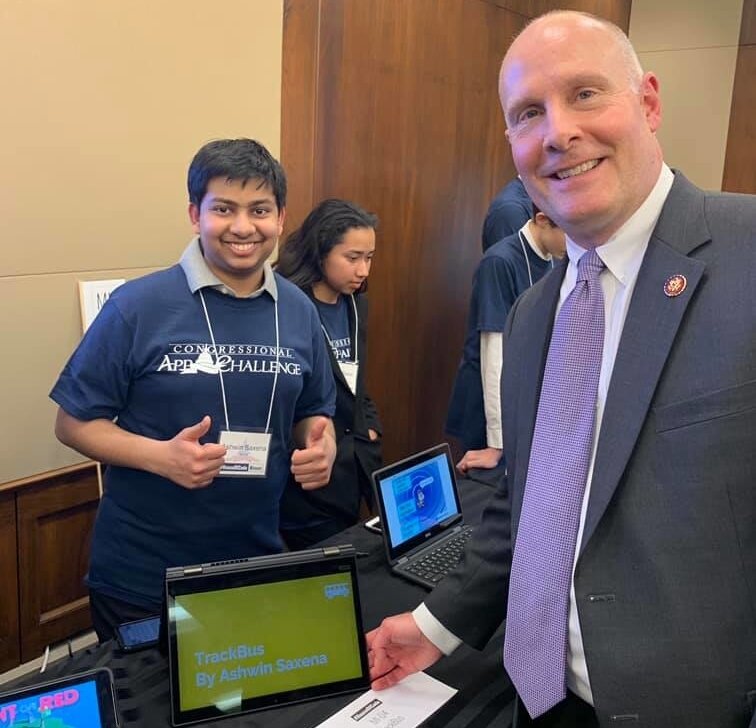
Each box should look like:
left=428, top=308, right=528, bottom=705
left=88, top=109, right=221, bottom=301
left=78, top=279, right=125, bottom=333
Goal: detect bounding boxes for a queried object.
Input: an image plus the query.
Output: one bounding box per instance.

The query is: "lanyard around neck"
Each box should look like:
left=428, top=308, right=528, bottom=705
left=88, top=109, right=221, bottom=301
left=319, top=293, right=359, bottom=362
left=198, top=289, right=280, bottom=434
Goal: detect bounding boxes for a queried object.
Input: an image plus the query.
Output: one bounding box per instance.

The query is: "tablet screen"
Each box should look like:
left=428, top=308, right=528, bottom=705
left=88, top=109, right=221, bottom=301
left=0, top=668, right=119, bottom=728
left=166, top=548, right=369, bottom=726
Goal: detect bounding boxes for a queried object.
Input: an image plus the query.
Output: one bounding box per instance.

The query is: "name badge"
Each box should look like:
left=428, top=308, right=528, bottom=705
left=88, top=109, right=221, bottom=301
left=218, top=430, right=271, bottom=478
left=338, top=361, right=359, bottom=396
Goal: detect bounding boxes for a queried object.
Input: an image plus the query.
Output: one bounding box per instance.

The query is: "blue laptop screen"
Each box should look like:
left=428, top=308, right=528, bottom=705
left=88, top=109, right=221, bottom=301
left=379, top=451, right=460, bottom=549
left=0, top=677, right=102, bottom=727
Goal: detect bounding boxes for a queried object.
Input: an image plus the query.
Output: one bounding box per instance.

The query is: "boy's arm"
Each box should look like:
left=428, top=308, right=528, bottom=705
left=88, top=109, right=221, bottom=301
left=55, top=408, right=227, bottom=488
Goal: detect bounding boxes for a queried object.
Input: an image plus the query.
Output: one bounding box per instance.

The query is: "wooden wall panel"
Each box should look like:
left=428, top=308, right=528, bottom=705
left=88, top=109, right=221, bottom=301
left=0, top=493, right=20, bottom=673
left=281, top=0, right=321, bottom=231
left=740, top=0, right=756, bottom=45
left=282, top=0, right=632, bottom=463
left=17, top=466, right=99, bottom=662
left=483, top=0, right=630, bottom=28
left=723, top=0, right=756, bottom=194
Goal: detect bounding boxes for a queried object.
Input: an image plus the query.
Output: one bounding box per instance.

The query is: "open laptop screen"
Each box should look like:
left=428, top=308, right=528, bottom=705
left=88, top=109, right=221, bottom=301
left=0, top=668, right=120, bottom=728
left=373, top=444, right=463, bottom=559
left=165, top=548, right=369, bottom=726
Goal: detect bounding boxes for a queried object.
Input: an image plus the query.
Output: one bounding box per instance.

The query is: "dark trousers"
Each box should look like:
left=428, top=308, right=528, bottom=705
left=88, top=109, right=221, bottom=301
left=280, top=519, right=349, bottom=551
left=514, top=692, right=599, bottom=728
left=89, top=589, right=159, bottom=643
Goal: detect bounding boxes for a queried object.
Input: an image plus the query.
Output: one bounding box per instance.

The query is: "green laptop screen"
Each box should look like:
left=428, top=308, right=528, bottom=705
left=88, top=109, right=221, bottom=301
left=167, top=559, right=368, bottom=724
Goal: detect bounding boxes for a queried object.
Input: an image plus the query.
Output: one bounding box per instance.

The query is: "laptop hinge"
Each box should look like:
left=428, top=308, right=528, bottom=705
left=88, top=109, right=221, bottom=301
left=182, top=566, right=203, bottom=576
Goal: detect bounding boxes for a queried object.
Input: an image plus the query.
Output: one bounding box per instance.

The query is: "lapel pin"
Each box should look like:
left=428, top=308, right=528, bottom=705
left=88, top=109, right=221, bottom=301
left=664, top=274, right=687, bottom=297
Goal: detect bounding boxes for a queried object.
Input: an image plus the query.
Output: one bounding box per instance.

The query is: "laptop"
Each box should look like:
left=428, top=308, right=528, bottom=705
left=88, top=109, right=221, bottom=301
left=164, top=545, right=370, bottom=727
left=0, top=667, right=120, bottom=727
left=372, top=443, right=474, bottom=589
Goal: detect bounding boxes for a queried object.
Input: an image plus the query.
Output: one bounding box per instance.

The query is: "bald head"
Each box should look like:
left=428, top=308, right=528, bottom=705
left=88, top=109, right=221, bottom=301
left=525, top=13, right=639, bottom=82
left=496, top=11, right=663, bottom=248
left=501, top=12, right=643, bottom=113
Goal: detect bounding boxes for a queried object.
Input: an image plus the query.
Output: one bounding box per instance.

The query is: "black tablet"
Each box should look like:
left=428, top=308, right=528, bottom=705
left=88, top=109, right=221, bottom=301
left=0, top=667, right=120, bottom=727
left=164, top=545, right=369, bottom=727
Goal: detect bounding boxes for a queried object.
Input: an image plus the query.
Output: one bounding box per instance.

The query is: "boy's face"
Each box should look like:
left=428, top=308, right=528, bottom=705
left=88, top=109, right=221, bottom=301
left=189, top=177, right=284, bottom=294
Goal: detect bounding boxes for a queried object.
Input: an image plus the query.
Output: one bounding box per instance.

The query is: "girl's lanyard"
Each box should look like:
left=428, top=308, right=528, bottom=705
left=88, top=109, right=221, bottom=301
left=198, top=289, right=279, bottom=478
left=320, top=294, right=359, bottom=396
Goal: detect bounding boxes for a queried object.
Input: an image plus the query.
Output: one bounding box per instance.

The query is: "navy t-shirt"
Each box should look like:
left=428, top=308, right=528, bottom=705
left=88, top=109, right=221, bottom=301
left=446, top=231, right=552, bottom=449
left=482, top=178, right=532, bottom=251
left=50, top=265, right=335, bottom=608
left=315, top=296, right=353, bottom=362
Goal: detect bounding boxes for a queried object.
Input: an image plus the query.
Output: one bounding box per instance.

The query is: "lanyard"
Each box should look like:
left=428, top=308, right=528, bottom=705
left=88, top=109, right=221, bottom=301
left=319, top=293, right=359, bottom=363
left=198, top=289, right=279, bottom=434
left=519, top=230, right=554, bottom=288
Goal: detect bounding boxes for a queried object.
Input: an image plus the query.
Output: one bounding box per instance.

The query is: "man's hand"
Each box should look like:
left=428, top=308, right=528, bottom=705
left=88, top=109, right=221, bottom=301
left=159, top=416, right=227, bottom=488
left=366, top=613, right=443, bottom=690
left=456, top=447, right=502, bottom=474
left=291, top=416, right=336, bottom=490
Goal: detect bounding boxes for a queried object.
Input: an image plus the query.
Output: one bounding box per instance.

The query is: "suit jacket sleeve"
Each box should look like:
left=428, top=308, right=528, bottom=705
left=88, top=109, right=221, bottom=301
left=422, top=295, right=527, bottom=647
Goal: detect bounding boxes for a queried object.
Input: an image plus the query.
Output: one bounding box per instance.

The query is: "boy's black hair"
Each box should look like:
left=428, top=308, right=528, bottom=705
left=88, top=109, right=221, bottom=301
left=187, top=138, right=287, bottom=209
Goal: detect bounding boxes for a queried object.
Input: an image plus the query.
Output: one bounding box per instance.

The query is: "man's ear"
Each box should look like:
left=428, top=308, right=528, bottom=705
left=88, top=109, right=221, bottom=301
left=277, top=207, right=286, bottom=237
left=640, top=72, right=662, bottom=133
left=533, top=211, right=551, bottom=229
left=188, top=203, right=200, bottom=234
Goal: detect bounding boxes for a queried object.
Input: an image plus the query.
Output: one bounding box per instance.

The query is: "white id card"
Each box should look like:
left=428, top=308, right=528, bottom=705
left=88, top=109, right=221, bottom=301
left=218, top=430, right=271, bottom=478
left=338, top=361, right=359, bottom=396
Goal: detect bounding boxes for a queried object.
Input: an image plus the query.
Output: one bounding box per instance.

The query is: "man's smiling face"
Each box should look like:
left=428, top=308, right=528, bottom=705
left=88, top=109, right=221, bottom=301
left=500, top=14, right=663, bottom=248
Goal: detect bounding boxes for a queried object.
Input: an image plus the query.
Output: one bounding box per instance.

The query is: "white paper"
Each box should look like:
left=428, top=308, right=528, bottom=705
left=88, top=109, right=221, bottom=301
left=78, top=279, right=125, bottom=332
left=318, top=672, right=457, bottom=728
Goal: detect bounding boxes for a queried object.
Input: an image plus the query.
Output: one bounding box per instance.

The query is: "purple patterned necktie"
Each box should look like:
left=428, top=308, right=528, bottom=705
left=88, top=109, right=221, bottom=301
left=503, top=248, right=605, bottom=718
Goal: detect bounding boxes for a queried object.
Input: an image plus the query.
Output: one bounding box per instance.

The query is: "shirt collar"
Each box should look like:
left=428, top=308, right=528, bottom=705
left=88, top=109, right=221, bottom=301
left=519, top=221, right=552, bottom=262
left=179, top=236, right=278, bottom=301
left=565, top=163, right=674, bottom=285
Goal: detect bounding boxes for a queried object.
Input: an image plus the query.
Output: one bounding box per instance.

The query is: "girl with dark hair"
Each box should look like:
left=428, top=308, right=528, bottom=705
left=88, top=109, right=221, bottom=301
left=276, top=199, right=383, bottom=549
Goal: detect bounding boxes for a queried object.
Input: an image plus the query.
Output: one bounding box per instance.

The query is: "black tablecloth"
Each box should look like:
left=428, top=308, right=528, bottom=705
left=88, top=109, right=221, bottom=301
left=5, top=475, right=515, bottom=727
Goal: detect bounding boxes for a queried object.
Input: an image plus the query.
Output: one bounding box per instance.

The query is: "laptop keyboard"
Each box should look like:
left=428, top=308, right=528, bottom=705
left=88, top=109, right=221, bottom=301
left=403, top=528, right=473, bottom=584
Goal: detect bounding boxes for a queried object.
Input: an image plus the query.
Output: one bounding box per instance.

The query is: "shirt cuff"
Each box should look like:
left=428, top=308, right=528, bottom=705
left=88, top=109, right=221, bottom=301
left=412, top=603, right=463, bottom=656
left=485, top=427, right=503, bottom=449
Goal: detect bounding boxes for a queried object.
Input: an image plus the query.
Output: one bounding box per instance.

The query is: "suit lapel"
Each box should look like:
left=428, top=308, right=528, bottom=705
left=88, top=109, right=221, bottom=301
left=510, top=263, right=565, bottom=534
left=580, top=173, right=710, bottom=551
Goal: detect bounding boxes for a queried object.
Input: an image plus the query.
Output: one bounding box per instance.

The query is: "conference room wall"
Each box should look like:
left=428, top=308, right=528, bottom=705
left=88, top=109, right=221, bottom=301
left=2, top=0, right=751, bottom=484
left=629, top=0, right=744, bottom=192
left=723, top=0, right=756, bottom=193
left=0, top=0, right=284, bottom=483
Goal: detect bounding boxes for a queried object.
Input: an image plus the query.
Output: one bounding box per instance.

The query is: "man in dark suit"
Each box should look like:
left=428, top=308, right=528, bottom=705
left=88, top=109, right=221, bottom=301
left=367, top=10, right=755, bottom=728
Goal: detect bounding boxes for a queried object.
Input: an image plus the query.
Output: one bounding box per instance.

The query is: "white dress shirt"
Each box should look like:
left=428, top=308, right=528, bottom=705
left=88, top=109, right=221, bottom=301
left=481, top=222, right=554, bottom=449
left=415, top=164, right=675, bottom=705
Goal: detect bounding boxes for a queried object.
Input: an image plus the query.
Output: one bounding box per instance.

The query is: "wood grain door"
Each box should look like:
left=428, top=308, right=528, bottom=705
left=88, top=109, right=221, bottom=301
left=0, top=492, right=19, bottom=673
left=17, top=466, right=99, bottom=662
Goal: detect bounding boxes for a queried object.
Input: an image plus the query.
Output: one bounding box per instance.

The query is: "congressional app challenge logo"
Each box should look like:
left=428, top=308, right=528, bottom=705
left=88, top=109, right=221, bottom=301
left=157, top=343, right=303, bottom=376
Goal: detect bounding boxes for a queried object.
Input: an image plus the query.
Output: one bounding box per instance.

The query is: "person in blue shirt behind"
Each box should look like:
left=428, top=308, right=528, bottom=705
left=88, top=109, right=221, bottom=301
left=447, top=204, right=565, bottom=475
left=275, top=199, right=383, bottom=549
left=481, top=176, right=532, bottom=251
left=50, top=139, right=337, bottom=640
